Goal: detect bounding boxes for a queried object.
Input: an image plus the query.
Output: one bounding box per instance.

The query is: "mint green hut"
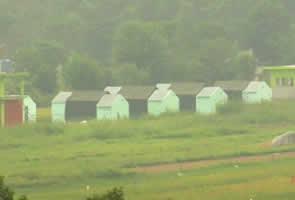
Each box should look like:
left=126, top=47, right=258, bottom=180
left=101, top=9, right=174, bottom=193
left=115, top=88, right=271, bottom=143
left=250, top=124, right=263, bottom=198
left=196, top=87, right=228, bottom=115
left=97, top=87, right=129, bottom=120
left=148, top=84, right=179, bottom=116
left=23, top=96, right=36, bottom=122
left=242, top=81, right=272, bottom=104
left=51, top=92, right=72, bottom=122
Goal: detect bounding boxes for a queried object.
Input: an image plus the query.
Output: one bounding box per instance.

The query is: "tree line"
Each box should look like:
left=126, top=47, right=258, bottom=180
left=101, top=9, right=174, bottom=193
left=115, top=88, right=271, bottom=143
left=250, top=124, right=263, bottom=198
left=1, top=0, right=294, bottom=104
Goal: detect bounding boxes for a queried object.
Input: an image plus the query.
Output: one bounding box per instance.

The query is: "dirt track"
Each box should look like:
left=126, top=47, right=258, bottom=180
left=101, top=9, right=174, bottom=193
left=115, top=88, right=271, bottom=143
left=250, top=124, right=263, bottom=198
left=136, top=151, right=295, bottom=173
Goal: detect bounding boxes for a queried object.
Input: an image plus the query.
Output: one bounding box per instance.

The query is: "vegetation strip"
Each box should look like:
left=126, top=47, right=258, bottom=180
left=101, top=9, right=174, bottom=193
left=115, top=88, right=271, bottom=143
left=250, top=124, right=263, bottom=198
left=136, top=151, right=295, bottom=173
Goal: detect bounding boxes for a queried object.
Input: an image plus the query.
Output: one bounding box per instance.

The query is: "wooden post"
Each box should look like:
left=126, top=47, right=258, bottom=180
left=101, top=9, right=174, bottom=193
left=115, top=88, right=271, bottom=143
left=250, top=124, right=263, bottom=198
left=0, top=78, right=5, bottom=128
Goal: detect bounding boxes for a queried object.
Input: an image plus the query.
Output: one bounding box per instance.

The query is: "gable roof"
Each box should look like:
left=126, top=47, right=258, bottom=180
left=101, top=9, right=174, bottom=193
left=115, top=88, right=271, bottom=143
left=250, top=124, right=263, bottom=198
left=171, top=82, right=205, bottom=95
left=120, top=86, right=155, bottom=100
left=52, top=92, right=72, bottom=103
left=97, top=94, right=118, bottom=107
left=149, top=89, right=171, bottom=101
left=104, top=86, right=122, bottom=95
left=68, top=91, right=104, bottom=102
left=156, top=83, right=172, bottom=90
left=214, top=80, right=250, bottom=92
left=197, top=87, right=219, bottom=97
left=244, top=81, right=267, bottom=93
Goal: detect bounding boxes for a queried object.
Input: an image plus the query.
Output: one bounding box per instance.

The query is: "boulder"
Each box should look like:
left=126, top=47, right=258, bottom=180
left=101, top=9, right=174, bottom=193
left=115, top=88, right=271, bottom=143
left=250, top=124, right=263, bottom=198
left=272, top=131, right=295, bottom=147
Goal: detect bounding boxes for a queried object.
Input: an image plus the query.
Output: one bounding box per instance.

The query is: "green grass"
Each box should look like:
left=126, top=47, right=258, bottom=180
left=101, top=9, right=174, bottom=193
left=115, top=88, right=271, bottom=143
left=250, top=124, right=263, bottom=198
left=36, top=108, right=51, bottom=122
left=1, top=100, right=295, bottom=200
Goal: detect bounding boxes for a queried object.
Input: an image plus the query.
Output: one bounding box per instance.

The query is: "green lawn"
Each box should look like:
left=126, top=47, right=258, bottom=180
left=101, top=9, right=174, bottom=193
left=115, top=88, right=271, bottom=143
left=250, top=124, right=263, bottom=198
left=1, top=101, right=295, bottom=200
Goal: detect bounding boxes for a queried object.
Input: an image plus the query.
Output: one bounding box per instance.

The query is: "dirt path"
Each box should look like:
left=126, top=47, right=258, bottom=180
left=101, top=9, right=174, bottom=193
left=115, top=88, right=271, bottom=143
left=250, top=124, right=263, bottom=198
left=136, top=151, right=295, bottom=173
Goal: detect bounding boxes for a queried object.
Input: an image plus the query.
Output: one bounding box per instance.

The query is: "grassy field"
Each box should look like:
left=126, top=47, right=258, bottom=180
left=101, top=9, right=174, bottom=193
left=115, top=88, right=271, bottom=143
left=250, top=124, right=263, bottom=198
left=1, top=101, right=295, bottom=199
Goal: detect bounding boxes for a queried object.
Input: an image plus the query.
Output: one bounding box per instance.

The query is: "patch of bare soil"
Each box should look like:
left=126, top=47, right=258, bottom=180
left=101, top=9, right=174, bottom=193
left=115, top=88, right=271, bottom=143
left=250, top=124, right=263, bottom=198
left=259, top=140, right=272, bottom=148
left=136, top=151, right=295, bottom=173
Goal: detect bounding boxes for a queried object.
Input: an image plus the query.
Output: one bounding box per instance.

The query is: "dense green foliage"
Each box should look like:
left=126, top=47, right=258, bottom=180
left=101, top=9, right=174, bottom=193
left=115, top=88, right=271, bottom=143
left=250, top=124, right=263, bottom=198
left=1, top=0, right=294, bottom=104
left=1, top=176, right=123, bottom=200
left=0, top=177, right=28, bottom=200
left=87, top=188, right=124, bottom=200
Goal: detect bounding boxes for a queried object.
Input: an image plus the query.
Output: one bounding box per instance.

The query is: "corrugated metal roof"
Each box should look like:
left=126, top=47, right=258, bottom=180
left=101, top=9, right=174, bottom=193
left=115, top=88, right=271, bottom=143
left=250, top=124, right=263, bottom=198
left=52, top=92, right=72, bottom=103
left=197, top=87, right=219, bottom=97
left=244, top=81, right=266, bottom=93
left=121, top=86, right=155, bottom=100
left=104, top=86, right=122, bottom=95
left=214, top=80, right=250, bottom=91
left=97, top=94, right=117, bottom=107
left=149, top=89, right=171, bottom=101
left=171, top=82, right=205, bottom=95
left=68, top=91, right=104, bottom=102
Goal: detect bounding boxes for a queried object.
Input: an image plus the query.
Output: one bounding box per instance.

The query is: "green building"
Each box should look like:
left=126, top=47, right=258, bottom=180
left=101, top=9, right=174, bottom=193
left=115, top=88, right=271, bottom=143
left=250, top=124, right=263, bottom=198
left=51, top=92, right=72, bottom=122
left=263, top=65, right=295, bottom=87
left=242, top=81, right=272, bottom=104
left=196, top=87, right=228, bottom=115
left=148, top=84, right=179, bottom=116
left=23, top=96, right=36, bottom=122
left=97, top=87, right=129, bottom=120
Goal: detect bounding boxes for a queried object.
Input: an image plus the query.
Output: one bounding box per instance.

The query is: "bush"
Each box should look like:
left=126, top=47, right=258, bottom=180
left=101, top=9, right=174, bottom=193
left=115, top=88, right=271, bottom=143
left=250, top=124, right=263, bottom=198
left=86, top=188, right=124, bottom=200
left=218, top=101, right=244, bottom=114
left=0, top=176, right=28, bottom=200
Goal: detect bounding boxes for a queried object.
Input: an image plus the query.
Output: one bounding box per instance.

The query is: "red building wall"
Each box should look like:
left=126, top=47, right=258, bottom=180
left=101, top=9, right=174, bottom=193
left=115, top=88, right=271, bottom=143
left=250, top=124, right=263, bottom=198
left=0, top=100, right=23, bottom=127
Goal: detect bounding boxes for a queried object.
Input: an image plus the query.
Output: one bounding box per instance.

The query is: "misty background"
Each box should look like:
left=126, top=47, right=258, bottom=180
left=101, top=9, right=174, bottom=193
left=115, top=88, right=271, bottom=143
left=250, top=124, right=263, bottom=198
left=1, top=0, right=294, bottom=105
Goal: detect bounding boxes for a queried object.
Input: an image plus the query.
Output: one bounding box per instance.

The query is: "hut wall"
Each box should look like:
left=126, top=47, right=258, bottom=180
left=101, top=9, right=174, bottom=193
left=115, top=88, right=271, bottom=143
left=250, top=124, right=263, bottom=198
left=52, top=103, right=66, bottom=122
left=23, top=96, right=36, bottom=122
left=97, top=107, right=112, bottom=120
left=148, top=92, right=179, bottom=116
left=0, top=100, right=23, bottom=127
left=164, top=92, right=179, bottom=113
left=215, top=88, right=228, bottom=105
left=97, top=95, right=129, bottom=120
left=243, top=83, right=272, bottom=104
left=196, top=98, right=216, bottom=114
left=112, top=95, right=129, bottom=119
left=148, top=100, right=163, bottom=116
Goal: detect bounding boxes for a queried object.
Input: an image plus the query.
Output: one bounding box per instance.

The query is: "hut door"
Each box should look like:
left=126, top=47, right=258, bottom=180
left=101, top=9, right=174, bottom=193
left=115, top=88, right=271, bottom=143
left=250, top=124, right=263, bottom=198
left=24, top=106, right=29, bottom=121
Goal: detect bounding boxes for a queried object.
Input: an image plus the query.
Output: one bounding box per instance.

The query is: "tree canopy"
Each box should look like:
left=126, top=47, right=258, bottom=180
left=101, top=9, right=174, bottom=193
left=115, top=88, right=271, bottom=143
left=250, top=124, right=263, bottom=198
left=0, top=0, right=293, bottom=104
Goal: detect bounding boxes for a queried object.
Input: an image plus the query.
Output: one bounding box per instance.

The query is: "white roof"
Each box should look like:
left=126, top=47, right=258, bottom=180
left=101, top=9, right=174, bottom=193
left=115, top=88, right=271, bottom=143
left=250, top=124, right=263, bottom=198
left=149, top=88, right=171, bottom=101
left=52, top=92, right=72, bottom=103
left=104, top=86, right=122, bottom=95
left=97, top=94, right=117, bottom=107
left=156, top=83, right=171, bottom=90
left=244, top=81, right=266, bottom=93
left=197, top=87, right=219, bottom=97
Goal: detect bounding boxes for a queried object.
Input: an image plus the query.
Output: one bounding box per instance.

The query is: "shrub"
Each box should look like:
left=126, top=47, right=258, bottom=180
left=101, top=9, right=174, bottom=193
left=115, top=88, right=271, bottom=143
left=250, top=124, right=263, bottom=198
left=86, top=187, right=124, bottom=200
left=0, top=176, right=28, bottom=200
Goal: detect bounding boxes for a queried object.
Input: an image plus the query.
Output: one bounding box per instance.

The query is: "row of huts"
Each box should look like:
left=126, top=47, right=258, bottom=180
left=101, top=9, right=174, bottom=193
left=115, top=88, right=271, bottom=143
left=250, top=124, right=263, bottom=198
left=51, top=81, right=272, bottom=122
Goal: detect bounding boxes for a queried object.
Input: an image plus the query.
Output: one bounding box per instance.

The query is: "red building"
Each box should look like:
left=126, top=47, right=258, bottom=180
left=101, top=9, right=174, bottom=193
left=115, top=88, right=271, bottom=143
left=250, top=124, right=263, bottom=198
left=0, top=97, right=23, bottom=127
